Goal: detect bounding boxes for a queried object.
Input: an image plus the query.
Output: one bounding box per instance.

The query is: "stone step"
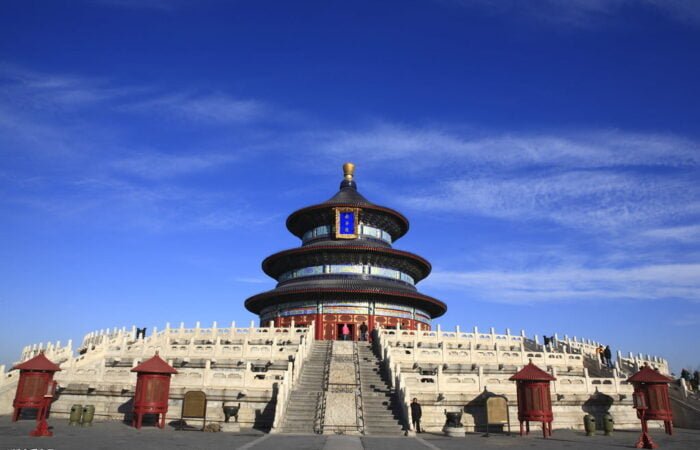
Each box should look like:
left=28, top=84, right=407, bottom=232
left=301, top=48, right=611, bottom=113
left=363, top=421, right=402, bottom=427
left=362, top=393, right=393, bottom=399
left=363, top=405, right=398, bottom=412
left=285, top=410, right=317, bottom=416
left=363, top=404, right=397, bottom=410
left=364, top=427, right=403, bottom=435
left=287, top=401, right=319, bottom=406
left=363, top=406, right=400, bottom=412
left=362, top=412, right=401, bottom=420
left=364, top=398, right=397, bottom=403
left=287, top=398, right=318, bottom=403
left=280, top=427, right=316, bottom=433
left=283, top=417, right=317, bottom=424
left=280, top=428, right=316, bottom=434
left=283, top=415, right=318, bottom=421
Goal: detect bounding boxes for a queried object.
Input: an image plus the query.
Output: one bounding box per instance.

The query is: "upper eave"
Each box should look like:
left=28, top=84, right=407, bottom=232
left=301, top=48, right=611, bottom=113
left=286, top=202, right=410, bottom=241
left=262, top=245, right=432, bottom=282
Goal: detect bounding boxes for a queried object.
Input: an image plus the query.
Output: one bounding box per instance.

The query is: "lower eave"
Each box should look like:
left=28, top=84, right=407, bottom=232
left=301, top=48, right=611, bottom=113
left=244, top=287, right=447, bottom=318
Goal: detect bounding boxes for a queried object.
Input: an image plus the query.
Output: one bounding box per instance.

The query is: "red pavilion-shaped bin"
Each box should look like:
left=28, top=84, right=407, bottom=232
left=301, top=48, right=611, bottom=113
left=131, top=353, right=177, bottom=429
left=11, top=353, right=61, bottom=422
left=628, top=366, right=674, bottom=436
left=510, top=362, right=556, bottom=438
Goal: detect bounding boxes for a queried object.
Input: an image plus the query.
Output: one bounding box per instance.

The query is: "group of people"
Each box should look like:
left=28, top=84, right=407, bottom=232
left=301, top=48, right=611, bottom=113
left=596, top=345, right=614, bottom=368
left=340, top=322, right=370, bottom=341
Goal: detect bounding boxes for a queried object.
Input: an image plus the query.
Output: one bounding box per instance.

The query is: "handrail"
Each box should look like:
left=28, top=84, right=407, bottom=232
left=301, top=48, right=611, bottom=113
left=314, top=341, right=333, bottom=434
left=353, top=343, right=365, bottom=434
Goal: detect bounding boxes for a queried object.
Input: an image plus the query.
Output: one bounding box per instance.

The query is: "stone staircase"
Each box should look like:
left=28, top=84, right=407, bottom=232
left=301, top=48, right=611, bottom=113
left=669, top=383, right=700, bottom=430
left=357, top=342, right=406, bottom=435
left=583, top=354, right=617, bottom=378
left=279, top=340, right=331, bottom=433
left=523, top=337, right=541, bottom=352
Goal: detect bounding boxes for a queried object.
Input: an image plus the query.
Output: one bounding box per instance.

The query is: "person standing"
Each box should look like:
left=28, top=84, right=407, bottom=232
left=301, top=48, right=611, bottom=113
left=596, top=345, right=605, bottom=366
left=359, top=322, right=368, bottom=341
left=681, top=368, right=690, bottom=382
left=692, top=371, right=700, bottom=391
left=604, top=345, right=613, bottom=368
left=341, top=323, right=350, bottom=341
left=410, top=397, right=423, bottom=433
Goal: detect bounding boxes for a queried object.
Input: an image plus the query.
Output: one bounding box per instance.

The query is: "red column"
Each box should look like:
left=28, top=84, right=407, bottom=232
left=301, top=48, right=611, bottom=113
left=315, top=313, right=323, bottom=340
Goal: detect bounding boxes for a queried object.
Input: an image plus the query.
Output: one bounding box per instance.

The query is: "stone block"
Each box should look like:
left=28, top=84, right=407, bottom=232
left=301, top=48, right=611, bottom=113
left=324, top=393, right=356, bottom=427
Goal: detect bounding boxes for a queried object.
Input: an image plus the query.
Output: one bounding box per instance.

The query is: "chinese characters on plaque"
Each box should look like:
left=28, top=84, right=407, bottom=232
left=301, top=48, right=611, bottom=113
left=335, top=207, right=360, bottom=239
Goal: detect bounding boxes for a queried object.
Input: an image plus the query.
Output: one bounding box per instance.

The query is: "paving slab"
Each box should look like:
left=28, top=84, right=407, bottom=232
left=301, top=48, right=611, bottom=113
left=0, top=416, right=263, bottom=450
left=419, top=428, right=700, bottom=450
left=1, top=416, right=699, bottom=450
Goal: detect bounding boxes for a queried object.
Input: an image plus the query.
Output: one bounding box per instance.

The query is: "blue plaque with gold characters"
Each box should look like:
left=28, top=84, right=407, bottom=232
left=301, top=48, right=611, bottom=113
left=335, top=207, right=360, bottom=239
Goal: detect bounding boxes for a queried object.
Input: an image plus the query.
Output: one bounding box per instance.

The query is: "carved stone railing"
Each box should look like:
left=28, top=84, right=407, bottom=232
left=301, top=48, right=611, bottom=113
left=271, top=321, right=315, bottom=432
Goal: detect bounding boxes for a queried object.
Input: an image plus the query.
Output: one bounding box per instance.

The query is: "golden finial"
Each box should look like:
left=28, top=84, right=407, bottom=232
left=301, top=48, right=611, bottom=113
left=343, top=162, right=355, bottom=180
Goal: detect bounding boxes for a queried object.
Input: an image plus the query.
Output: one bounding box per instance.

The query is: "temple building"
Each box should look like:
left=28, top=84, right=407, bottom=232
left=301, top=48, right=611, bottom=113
left=244, top=163, right=447, bottom=340
left=0, top=162, right=686, bottom=435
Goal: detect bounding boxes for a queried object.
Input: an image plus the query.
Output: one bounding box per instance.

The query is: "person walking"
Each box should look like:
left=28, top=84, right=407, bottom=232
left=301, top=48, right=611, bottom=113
left=359, top=322, right=368, bottom=341
left=410, top=397, right=423, bottom=433
left=603, top=345, right=613, bottom=368
left=341, top=323, right=350, bottom=341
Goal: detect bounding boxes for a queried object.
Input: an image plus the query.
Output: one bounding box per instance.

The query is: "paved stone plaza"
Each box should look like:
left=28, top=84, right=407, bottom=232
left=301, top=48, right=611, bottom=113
left=1, top=417, right=699, bottom=450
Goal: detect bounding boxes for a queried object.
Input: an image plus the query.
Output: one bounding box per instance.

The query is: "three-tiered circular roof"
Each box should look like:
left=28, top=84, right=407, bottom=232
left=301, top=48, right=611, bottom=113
left=244, top=163, right=447, bottom=319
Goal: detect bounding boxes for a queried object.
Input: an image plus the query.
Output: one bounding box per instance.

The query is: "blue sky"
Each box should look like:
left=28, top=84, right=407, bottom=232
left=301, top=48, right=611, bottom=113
left=1, top=1, right=699, bottom=372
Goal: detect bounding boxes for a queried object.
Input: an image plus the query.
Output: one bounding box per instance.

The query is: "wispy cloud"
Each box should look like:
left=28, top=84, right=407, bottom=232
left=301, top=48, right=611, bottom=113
left=312, top=124, right=699, bottom=170
left=0, top=64, right=280, bottom=231
left=4, top=174, right=273, bottom=232
left=306, top=124, right=700, bottom=232
left=0, top=63, right=140, bottom=110
left=642, top=225, right=700, bottom=243
left=427, top=263, right=700, bottom=304
left=441, top=0, right=700, bottom=28
left=2, top=63, right=699, bottom=245
left=110, top=151, right=239, bottom=179
left=91, top=0, right=180, bottom=11
left=233, top=276, right=271, bottom=284
left=672, top=313, right=700, bottom=327
left=125, top=92, right=270, bottom=124
left=404, top=171, right=700, bottom=231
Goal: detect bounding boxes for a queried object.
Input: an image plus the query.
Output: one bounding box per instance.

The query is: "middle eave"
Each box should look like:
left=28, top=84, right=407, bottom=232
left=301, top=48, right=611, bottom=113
left=262, top=245, right=432, bottom=282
